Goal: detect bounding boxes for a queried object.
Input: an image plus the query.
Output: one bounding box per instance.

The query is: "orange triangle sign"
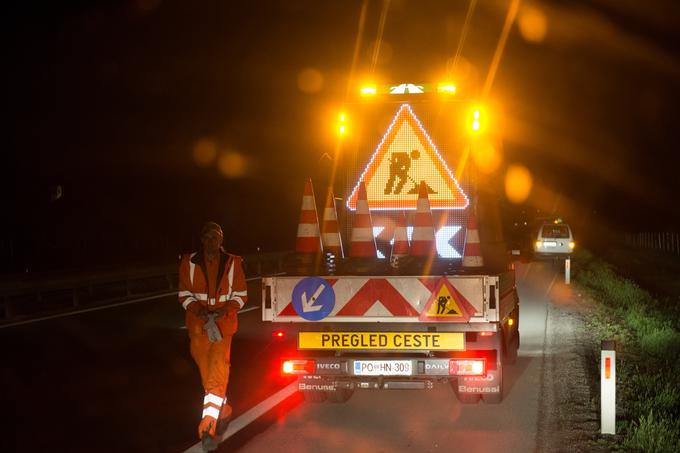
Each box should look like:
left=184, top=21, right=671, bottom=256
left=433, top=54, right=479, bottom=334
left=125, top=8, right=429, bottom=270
left=347, top=103, right=469, bottom=211
left=419, top=277, right=476, bottom=322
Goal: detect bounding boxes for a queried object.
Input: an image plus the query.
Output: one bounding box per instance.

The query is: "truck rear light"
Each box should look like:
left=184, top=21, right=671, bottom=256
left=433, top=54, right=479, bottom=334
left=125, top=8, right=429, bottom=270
left=272, top=330, right=285, bottom=340
left=479, top=331, right=494, bottom=337
left=282, top=359, right=316, bottom=375
left=449, top=359, right=485, bottom=376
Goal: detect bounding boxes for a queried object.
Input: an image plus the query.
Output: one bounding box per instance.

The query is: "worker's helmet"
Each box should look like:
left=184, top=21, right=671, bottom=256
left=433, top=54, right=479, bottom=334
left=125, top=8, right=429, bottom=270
left=201, top=221, right=224, bottom=238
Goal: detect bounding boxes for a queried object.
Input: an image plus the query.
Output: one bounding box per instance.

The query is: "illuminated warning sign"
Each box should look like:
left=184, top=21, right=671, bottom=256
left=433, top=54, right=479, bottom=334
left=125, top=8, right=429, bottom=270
left=346, top=104, right=469, bottom=211
left=419, top=278, right=476, bottom=322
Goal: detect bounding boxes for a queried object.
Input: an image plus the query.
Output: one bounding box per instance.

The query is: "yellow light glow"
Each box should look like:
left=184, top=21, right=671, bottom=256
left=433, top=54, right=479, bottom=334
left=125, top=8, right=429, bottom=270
left=536, top=241, right=542, bottom=248
left=360, top=85, right=377, bottom=96
left=472, top=120, right=481, bottom=131
left=473, top=110, right=480, bottom=119
left=518, top=6, right=548, bottom=43
left=338, top=124, right=346, bottom=135
left=505, top=164, right=533, bottom=204
left=471, top=140, right=501, bottom=174
left=508, top=318, right=514, bottom=326
left=470, top=108, right=484, bottom=133
left=437, top=83, right=457, bottom=94
left=339, top=113, right=346, bottom=122
left=569, top=241, right=575, bottom=249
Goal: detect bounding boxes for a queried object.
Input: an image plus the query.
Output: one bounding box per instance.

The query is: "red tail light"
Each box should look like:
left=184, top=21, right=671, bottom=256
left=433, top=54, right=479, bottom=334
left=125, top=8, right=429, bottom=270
left=272, top=330, right=285, bottom=340
left=449, top=359, right=485, bottom=376
left=282, top=359, right=316, bottom=375
left=479, top=331, right=494, bottom=337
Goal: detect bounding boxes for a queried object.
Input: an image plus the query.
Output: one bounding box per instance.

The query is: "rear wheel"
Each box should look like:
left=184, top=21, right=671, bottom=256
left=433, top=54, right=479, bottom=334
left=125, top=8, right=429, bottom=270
left=451, top=379, right=480, bottom=404
left=327, top=388, right=354, bottom=403
left=482, top=364, right=503, bottom=404
left=504, top=332, right=519, bottom=365
left=303, top=391, right=327, bottom=403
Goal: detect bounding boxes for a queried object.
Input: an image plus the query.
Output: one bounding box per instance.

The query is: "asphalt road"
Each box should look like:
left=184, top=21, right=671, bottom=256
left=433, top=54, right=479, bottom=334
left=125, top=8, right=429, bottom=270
left=1, top=260, right=576, bottom=452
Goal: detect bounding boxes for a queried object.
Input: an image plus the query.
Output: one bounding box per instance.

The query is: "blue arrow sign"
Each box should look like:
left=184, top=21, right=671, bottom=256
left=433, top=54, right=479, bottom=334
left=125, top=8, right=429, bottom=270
left=292, top=277, right=335, bottom=321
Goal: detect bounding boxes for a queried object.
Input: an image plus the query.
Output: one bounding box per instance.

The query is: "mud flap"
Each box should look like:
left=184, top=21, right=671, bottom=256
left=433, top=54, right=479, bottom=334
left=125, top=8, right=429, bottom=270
left=456, top=367, right=503, bottom=404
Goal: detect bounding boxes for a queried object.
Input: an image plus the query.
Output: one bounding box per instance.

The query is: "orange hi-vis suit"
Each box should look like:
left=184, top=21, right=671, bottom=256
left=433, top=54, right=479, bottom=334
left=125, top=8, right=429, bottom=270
left=178, top=250, right=248, bottom=437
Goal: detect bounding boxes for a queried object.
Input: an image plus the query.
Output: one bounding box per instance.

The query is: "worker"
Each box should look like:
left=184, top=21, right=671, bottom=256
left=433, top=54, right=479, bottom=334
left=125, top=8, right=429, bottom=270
left=178, top=221, right=248, bottom=451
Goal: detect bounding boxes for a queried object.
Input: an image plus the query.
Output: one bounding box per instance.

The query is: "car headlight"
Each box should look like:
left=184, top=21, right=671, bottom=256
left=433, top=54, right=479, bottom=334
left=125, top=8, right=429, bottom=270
left=569, top=241, right=575, bottom=249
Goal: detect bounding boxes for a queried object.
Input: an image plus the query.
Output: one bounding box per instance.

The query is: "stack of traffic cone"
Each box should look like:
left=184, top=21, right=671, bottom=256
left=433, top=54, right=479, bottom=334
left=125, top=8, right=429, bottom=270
left=349, top=182, right=377, bottom=258
left=295, top=178, right=322, bottom=254
left=390, top=210, right=410, bottom=268
left=410, top=181, right=436, bottom=257
left=321, top=189, right=343, bottom=258
left=462, top=199, right=484, bottom=268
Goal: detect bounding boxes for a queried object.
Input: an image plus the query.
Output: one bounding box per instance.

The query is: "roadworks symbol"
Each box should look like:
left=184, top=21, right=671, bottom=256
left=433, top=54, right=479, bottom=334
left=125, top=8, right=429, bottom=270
left=346, top=103, right=468, bottom=211
left=419, top=277, right=476, bottom=322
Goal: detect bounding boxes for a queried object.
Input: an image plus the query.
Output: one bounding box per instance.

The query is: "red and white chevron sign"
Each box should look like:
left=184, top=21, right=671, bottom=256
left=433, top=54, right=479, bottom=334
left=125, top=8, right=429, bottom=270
left=276, top=276, right=482, bottom=319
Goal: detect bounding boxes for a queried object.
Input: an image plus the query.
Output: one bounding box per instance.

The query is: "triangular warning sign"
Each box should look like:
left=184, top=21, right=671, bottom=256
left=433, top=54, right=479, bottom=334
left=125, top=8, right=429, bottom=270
left=419, top=277, right=476, bottom=322
left=347, top=104, right=469, bottom=211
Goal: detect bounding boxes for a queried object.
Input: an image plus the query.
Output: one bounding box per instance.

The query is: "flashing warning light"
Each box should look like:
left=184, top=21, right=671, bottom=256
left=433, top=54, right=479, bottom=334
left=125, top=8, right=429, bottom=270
left=338, top=112, right=347, bottom=135
left=360, top=85, right=377, bottom=96
left=471, top=109, right=482, bottom=132
left=535, top=241, right=542, bottom=248
left=569, top=241, right=575, bottom=249
left=508, top=318, right=514, bottom=326
left=282, top=359, right=316, bottom=375
left=479, top=331, right=494, bottom=337
left=449, top=359, right=485, bottom=376
left=437, top=83, right=457, bottom=94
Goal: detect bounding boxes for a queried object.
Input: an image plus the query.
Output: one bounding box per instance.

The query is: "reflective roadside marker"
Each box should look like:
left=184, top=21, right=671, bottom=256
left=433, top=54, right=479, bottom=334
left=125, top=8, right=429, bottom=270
left=565, top=258, right=571, bottom=285
left=601, top=340, right=616, bottom=434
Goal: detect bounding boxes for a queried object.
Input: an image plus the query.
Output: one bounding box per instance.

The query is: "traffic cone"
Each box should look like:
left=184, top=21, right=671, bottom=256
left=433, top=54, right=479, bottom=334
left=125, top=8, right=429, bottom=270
left=390, top=210, right=410, bottom=267
left=462, top=201, right=484, bottom=267
left=410, top=181, right=436, bottom=257
left=321, top=189, right=344, bottom=258
left=349, top=182, right=377, bottom=257
left=295, top=178, right=322, bottom=254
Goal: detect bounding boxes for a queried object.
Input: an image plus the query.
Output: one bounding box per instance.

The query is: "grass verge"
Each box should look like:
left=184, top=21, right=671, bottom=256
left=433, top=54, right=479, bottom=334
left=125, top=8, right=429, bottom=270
left=574, top=250, right=680, bottom=452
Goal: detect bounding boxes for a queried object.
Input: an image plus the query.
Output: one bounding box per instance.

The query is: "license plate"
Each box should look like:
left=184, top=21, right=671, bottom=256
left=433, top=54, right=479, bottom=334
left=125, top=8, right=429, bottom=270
left=353, top=360, right=412, bottom=376
left=544, top=241, right=557, bottom=247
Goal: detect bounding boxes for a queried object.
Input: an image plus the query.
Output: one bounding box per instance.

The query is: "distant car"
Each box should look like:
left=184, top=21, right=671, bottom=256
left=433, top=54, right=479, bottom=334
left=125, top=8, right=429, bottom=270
left=533, top=223, right=575, bottom=259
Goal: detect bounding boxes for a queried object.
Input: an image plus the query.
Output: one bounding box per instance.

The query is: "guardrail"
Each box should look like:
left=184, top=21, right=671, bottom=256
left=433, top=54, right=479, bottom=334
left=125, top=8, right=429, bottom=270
left=622, top=232, right=680, bottom=256
left=0, top=251, right=291, bottom=323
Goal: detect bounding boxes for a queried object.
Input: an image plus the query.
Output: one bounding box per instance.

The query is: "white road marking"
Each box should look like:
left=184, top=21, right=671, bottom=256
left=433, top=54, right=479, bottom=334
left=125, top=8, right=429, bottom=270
left=183, top=381, right=299, bottom=453
left=544, top=273, right=558, bottom=298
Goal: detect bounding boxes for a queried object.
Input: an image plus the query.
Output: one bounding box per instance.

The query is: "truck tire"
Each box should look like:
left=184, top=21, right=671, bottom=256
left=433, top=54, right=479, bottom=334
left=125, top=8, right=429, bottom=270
left=451, top=380, right=480, bottom=404
left=482, top=365, right=503, bottom=404
left=327, top=388, right=354, bottom=403
left=504, top=333, right=519, bottom=365
left=303, top=391, right=327, bottom=403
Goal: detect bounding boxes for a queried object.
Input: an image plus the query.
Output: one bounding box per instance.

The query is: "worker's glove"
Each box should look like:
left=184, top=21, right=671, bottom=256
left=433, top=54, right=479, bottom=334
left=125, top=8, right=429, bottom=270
left=203, top=313, right=223, bottom=343
left=187, top=302, right=210, bottom=321
left=227, top=300, right=241, bottom=311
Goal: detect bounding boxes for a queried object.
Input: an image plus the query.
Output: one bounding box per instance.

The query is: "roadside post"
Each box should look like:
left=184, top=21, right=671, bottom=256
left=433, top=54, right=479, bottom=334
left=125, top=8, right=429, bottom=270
left=565, top=258, right=571, bottom=284
left=601, top=340, right=616, bottom=434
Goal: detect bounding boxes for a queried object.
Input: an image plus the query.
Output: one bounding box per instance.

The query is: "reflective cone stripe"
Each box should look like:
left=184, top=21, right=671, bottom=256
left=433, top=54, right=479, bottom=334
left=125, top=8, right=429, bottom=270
left=391, top=211, right=410, bottom=258
left=321, top=190, right=344, bottom=257
left=349, top=182, right=377, bottom=257
left=295, top=179, right=322, bottom=253
left=410, top=181, right=436, bottom=256
left=462, top=203, right=484, bottom=267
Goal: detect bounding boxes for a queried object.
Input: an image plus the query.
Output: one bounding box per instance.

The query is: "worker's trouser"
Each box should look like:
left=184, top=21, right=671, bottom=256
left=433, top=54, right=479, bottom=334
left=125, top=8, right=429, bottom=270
left=186, top=309, right=237, bottom=420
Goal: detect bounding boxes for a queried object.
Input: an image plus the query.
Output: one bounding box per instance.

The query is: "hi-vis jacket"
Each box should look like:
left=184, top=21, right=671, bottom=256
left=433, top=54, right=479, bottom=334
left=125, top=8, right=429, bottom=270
left=178, top=251, right=248, bottom=331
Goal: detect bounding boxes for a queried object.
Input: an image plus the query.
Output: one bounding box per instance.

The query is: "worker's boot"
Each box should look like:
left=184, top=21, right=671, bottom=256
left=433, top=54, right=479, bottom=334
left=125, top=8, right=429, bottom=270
left=216, top=402, right=233, bottom=436
left=198, top=416, right=218, bottom=452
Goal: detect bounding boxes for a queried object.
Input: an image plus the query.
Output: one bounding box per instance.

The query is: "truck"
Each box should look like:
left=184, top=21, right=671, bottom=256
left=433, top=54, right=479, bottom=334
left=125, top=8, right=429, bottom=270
left=262, top=82, right=520, bottom=404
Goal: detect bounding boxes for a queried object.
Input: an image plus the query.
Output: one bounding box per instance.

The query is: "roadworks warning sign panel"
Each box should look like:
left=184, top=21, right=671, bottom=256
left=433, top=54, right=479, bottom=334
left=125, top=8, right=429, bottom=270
left=419, top=277, right=477, bottom=322
left=298, top=331, right=464, bottom=350
left=346, top=103, right=468, bottom=211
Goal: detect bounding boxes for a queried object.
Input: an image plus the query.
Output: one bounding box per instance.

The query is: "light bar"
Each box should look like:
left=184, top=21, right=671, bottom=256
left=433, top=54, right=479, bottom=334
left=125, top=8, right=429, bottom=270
left=437, top=83, right=457, bottom=94
left=360, top=85, right=377, bottom=96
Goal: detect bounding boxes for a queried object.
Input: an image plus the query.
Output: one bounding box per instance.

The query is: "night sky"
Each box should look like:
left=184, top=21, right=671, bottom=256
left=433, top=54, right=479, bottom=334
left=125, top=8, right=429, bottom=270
left=6, top=0, right=680, bottom=272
